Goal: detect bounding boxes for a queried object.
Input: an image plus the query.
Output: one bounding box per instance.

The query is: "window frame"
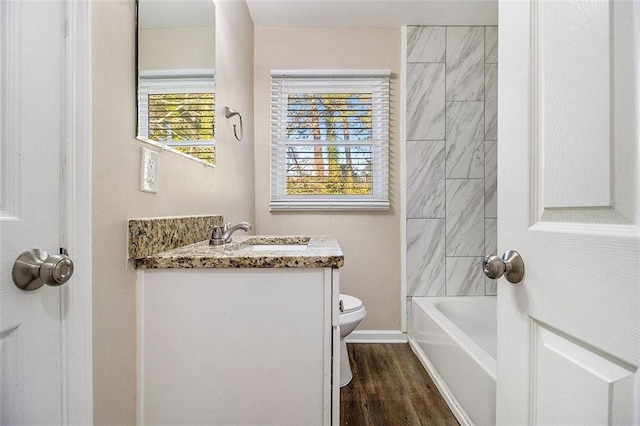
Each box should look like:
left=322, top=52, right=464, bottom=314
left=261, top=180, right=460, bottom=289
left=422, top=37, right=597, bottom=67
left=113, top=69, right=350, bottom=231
left=137, top=69, right=216, bottom=165
left=270, top=69, right=391, bottom=211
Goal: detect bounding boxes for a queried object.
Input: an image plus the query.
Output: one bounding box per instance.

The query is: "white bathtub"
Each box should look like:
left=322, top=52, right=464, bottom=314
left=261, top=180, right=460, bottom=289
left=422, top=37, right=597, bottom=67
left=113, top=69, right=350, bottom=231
left=409, top=297, right=496, bottom=426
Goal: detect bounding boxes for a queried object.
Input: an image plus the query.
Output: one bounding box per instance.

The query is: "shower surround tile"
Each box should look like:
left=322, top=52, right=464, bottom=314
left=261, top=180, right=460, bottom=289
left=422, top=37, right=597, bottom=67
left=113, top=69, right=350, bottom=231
left=485, top=219, right=498, bottom=295
left=446, top=179, right=484, bottom=256
left=484, top=219, right=497, bottom=255
left=407, top=63, right=446, bottom=140
left=446, top=101, right=484, bottom=178
left=407, top=141, right=445, bottom=218
left=407, top=219, right=446, bottom=296
left=446, top=257, right=485, bottom=296
left=485, top=279, right=497, bottom=296
left=485, top=140, right=498, bottom=218
left=446, top=27, right=485, bottom=101
left=485, top=64, right=498, bottom=141
left=406, top=297, right=415, bottom=333
left=405, top=25, right=498, bottom=304
left=407, top=26, right=446, bottom=63
left=485, top=26, right=498, bottom=63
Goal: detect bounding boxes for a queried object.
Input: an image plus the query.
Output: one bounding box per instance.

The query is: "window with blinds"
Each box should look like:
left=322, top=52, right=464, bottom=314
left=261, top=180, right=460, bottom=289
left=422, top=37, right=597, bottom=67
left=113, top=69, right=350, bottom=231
left=270, top=70, right=390, bottom=211
left=138, top=70, right=215, bottom=165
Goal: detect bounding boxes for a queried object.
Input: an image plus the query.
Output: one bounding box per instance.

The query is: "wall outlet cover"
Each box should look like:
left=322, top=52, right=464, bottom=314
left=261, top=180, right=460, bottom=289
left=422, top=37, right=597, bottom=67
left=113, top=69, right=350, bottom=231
left=141, top=147, right=159, bottom=193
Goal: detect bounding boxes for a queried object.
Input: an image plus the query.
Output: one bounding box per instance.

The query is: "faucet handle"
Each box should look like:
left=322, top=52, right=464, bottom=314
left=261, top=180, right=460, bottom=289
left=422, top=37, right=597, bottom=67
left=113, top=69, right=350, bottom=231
left=211, top=224, right=224, bottom=240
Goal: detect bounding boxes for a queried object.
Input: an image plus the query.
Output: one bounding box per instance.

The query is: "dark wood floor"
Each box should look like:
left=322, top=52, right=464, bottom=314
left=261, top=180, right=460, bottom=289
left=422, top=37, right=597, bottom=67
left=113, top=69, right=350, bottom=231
left=340, top=343, right=459, bottom=426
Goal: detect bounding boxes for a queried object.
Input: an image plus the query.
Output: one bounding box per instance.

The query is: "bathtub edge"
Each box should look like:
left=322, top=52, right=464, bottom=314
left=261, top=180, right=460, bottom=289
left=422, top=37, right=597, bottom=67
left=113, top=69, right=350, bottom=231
left=408, top=337, right=474, bottom=426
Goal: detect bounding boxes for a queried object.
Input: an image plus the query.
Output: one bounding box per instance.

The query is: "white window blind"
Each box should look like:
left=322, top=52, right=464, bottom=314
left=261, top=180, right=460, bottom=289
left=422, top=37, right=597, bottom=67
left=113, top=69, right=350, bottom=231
left=270, top=70, right=390, bottom=211
left=138, top=69, right=216, bottom=165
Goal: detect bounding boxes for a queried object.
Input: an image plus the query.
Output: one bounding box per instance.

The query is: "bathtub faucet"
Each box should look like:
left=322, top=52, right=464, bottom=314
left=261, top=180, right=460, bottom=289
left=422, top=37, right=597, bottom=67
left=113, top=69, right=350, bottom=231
left=210, top=221, right=253, bottom=245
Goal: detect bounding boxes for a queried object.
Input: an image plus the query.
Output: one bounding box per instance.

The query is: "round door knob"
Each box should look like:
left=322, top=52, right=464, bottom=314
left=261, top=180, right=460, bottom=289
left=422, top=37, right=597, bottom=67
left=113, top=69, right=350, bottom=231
left=12, top=249, right=75, bottom=291
left=482, top=250, right=525, bottom=284
left=483, top=254, right=505, bottom=279
left=40, top=255, right=74, bottom=286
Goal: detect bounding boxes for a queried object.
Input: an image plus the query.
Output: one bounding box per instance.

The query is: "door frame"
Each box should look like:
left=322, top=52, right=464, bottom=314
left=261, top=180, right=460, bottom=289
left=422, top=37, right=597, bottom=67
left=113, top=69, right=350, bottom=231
left=60, top=0, right=93, bottom=423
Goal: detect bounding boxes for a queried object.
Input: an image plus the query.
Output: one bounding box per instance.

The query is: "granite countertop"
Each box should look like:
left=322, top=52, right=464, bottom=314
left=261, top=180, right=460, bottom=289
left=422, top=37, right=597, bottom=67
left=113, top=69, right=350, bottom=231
left=129, top=215, right=224, bottom=259
left=133, top=235, right=344, bottom=269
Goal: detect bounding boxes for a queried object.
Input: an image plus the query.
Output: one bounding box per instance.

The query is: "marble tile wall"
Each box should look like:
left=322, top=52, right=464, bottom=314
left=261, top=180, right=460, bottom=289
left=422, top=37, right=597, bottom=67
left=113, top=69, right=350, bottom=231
left=406, top=25, right=498, bottom=298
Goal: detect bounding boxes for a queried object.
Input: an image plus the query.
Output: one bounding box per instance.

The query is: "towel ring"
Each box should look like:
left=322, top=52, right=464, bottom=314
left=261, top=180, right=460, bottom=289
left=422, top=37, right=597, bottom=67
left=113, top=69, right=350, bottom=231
left=224, top=106, right=243, bottom=142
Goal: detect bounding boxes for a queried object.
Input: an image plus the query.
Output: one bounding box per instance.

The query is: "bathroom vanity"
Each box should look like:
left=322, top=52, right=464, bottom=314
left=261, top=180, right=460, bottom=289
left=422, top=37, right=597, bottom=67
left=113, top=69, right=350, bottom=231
left=130, top=216, right=342, bottom=425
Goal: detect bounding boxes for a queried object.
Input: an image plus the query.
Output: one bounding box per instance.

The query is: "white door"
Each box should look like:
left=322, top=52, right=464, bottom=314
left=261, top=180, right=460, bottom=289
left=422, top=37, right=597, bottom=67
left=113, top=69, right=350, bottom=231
left=496, top=0, right=639, bottom=424
left=1, top=1, right=81, bottom=423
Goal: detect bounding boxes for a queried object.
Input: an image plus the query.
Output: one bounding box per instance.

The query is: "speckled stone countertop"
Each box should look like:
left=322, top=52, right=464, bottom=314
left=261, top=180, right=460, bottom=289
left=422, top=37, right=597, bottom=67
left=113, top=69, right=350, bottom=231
left=134, top=235, right=344, bottom=269
left=129, top=215, right=224, bottom=259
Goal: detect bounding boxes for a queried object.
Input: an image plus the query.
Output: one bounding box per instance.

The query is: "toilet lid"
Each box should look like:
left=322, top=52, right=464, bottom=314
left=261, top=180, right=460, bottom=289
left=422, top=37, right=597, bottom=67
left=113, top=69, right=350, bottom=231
left=339, top=294, right=363, bottom=314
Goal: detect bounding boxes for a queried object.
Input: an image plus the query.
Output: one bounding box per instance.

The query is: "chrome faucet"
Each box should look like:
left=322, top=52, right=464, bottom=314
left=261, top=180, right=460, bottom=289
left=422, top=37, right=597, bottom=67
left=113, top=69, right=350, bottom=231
left=209, top=221, right=253, bottom=245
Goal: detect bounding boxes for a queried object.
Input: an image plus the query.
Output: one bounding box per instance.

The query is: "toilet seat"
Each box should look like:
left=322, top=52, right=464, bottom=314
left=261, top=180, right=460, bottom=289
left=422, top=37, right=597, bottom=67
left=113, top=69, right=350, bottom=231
left=339, top=294, right=363, bottom=314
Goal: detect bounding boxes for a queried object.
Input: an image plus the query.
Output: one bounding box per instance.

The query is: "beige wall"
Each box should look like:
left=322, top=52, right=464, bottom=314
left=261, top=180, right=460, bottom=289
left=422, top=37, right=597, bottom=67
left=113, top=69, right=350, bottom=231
left=253, top=27, right=402, bottom=330
left=139, top=26, right=215, bottom=70
left=91, top=1, right=254, bottom=424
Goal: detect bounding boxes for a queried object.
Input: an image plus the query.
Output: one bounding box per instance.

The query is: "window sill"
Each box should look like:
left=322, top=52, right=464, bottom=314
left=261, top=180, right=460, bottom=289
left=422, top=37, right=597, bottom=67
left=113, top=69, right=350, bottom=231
left=136, top=137, right=216, bottom=168
left=270, top=200, right=390, bottom=212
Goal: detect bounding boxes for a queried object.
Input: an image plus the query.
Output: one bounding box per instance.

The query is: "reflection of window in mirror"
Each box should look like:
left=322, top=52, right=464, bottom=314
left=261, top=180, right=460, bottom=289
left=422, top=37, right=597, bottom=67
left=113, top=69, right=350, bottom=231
left=138, top=70, right=215, bottom=165
left=136, top=0, right=216, bottom=166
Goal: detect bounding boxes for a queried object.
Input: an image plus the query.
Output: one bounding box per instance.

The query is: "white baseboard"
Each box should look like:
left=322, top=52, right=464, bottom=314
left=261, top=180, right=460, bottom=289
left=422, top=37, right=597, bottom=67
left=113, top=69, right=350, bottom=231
left=345, top=330, right=408, bottom=343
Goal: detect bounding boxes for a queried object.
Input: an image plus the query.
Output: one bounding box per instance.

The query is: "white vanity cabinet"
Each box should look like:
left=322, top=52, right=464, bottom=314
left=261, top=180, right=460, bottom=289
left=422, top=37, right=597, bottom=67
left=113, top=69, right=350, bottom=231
left=137, top=267, right=340, bottom=425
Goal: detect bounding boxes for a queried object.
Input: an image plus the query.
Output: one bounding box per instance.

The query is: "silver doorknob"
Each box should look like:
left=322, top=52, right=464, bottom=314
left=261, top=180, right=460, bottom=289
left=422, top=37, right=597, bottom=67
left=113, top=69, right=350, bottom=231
left=482, top=250, right=525, bottom=284
left=12, top=249, right=75, bottom=291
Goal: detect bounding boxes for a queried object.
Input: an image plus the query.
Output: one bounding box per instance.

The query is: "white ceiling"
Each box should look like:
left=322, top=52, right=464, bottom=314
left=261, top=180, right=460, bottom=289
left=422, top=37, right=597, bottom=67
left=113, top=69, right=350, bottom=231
left=244, top=0, right=498, bottom=28
left=137, top=0, right=497, bottom=30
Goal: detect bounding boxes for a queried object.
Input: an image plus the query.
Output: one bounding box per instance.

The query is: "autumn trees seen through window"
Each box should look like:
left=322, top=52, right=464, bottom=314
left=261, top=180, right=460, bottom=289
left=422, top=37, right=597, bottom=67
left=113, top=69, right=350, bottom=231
left=285, top=93, right=374, bottom=196
left=147, top=92, right=215, bottom=165
left=271, top=71, right=390, bottom=211
left=138, top=71, right=215, bottom=166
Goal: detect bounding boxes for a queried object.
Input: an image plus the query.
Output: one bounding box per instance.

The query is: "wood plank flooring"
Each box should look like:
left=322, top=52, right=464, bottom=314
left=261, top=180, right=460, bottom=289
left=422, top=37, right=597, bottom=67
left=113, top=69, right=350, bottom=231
left=340, top=343, right=459, bottom=426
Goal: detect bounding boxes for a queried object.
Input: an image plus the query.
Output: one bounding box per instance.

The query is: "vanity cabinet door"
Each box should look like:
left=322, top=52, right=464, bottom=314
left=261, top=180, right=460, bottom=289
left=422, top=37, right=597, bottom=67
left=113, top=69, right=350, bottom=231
left=138, top=268, right=335, bottom=425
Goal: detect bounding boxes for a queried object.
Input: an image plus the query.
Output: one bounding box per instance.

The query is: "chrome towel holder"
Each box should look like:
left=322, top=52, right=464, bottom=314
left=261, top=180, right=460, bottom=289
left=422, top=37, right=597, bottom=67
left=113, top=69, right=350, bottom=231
left=225, top=106, right=243, bottom=141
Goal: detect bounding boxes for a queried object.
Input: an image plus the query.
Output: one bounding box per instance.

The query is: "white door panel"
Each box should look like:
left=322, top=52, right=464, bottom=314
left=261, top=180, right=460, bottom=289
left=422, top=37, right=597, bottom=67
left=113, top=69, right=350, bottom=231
left=1, top=1, right=66, bottom=423
left=497, top=0, right=639, bottom=424
left=538, top=0, right=611, bottom=209
left=532, top=324, right=636, bottom=425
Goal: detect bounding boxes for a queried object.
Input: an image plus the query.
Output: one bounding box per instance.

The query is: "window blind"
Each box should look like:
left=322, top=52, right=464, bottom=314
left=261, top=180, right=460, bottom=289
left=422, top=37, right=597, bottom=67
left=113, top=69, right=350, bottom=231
left=138, top=70, right=216, bottom=165
left=147, top=92, right=214, bottom=141
left=270, top=70, right=390, bottom=211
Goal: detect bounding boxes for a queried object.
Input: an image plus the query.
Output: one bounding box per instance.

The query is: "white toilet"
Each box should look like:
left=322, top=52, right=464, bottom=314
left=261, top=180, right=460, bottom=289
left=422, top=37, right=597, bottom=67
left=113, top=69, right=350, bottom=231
left=338, top=294, right=366, bottom=387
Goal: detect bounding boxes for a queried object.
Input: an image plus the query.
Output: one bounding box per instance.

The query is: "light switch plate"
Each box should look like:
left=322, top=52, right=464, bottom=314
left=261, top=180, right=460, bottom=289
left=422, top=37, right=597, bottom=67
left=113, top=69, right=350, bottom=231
left=141, top=147, right=159, bottom=193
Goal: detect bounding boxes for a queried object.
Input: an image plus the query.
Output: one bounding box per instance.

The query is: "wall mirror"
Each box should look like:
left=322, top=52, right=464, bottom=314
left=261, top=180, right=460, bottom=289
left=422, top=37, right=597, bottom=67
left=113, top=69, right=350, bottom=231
left=136, top=0, right=216, bottom=166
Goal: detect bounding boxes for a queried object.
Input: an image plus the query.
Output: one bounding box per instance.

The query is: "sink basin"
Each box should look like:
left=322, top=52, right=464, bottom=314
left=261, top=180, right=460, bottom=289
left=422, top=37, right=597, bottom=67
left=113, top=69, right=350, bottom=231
left=242, top=244, right=308, bottom=252
left=224, top=236, right=311, bottom=253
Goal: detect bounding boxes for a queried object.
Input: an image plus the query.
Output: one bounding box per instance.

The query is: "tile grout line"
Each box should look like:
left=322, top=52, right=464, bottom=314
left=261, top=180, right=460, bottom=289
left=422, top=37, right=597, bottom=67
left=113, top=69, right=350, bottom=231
left=444, top=25, right=448, bottom=297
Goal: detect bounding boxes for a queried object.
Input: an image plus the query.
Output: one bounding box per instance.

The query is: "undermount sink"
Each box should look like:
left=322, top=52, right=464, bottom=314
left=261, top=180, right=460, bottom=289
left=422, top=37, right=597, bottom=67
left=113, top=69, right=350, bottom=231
left=242, top=244, right=308, bottom=252
left=223, top=236, right=312, bottom=253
